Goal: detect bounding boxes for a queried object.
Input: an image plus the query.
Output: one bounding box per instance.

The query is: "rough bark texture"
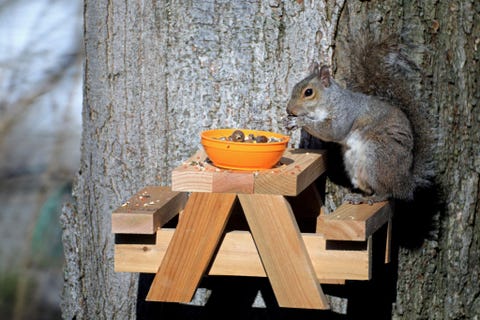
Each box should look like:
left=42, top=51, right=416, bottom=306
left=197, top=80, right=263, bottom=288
left=62, top=0, right=479, bottom=319
left=334, top=1, right=480, bottom=319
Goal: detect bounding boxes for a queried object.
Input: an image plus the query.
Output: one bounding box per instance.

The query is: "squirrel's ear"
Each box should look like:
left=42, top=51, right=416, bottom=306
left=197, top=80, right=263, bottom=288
left=319, top=66, right=331, bottom=87
left=308, top=62, right=320, bottom=75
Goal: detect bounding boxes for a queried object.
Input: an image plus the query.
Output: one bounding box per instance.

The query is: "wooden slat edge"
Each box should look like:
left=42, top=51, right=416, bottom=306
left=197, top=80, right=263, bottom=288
left=172, top=150, right=256, bottom=193
left=253, top=149, right=327, bottom=196
left=146, top=193, right=236, bottom=302
left=238, top=193, right=328, bottom=309
left=294, top=149, right=327, bottom=195
left=171, top=149, right=326, bottom=196
left=112, top=186, right=187, bottom=234
left=115, top=230, right=370, bottom=281
left=317, top=201, right=392, bottom=241
left=171, top=150, right=214, bottom=192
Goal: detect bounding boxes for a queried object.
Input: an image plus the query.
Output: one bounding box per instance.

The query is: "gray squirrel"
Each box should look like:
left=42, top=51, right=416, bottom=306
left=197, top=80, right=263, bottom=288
left=285, top=33, right=434, bottom=204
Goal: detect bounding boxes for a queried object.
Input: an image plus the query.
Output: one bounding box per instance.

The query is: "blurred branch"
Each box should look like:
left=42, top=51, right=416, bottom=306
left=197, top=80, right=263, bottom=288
left=0, top=0, right=82, bottom=145
left=0, top=50, right=82, bottom=144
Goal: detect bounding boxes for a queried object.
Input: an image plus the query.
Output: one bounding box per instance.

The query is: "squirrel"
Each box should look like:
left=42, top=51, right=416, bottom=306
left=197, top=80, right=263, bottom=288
left=285, top=33, right=434, bottom=205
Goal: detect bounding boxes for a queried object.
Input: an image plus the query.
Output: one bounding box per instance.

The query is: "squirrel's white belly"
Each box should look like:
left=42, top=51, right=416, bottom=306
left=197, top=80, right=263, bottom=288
left=344, top=131, right=371, bottom=191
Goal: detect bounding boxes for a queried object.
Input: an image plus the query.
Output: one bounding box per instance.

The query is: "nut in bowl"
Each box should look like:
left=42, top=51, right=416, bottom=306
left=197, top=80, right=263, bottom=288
left=201, top=129, right=290, bottom=170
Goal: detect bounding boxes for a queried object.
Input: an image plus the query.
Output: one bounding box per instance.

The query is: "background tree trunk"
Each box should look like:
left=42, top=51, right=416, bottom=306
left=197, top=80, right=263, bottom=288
left=62, top=0, right=479, bottom=319
left=333, top=2, right=479, bottom=319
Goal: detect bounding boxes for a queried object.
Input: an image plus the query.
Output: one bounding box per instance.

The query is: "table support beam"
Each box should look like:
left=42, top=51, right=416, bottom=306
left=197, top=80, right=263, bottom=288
left=238, top=194, right=329, bottom=310
left=146, top=192, right=236, bottom=302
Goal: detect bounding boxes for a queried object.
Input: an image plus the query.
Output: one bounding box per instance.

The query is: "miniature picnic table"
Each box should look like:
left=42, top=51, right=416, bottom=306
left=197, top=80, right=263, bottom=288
left=112, top=148, right=392, bottom=310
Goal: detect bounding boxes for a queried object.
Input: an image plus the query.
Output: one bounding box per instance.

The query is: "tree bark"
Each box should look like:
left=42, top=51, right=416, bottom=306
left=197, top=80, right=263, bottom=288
left=333, top=1, right=480, bottom=318
left=62, top=0, right=479, bottom=319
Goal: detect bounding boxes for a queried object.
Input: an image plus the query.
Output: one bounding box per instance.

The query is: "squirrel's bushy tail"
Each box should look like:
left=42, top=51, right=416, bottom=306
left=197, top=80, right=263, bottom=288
left=345, top=32, right=435, bottom=189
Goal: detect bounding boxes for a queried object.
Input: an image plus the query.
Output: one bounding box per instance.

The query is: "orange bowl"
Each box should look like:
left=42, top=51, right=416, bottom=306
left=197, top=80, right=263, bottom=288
left=201, top=129, right=290, bottom=170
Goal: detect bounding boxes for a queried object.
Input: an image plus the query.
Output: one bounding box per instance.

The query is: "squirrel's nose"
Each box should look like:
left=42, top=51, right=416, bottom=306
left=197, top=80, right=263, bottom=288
left=286, top=103, right=297, bottom=116
left=286, top=102, right=294, bottom=115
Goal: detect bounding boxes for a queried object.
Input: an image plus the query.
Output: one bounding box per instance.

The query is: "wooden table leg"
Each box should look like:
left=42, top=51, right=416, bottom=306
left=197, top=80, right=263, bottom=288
left=238, top=194, right=330, bottom=309
left=146, top=192, right=236, bottom=302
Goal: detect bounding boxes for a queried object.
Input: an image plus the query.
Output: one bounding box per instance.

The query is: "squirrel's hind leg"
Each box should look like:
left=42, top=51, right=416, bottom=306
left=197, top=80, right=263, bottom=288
left=343, top=193, right=389, bottom=205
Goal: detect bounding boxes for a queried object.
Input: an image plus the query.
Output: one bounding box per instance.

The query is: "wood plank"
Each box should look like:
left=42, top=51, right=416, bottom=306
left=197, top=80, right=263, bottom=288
left=114, top=229, right=370, bottom=282
left=385, top=219, right=392, bottom=264
left=171, top=149, right=327, bottom=196
left=317, top=201, right=392, bottom=241
left=238, top=194, right=329, bottom=310
left=211, top=171, right=254, bottom=193
left=253, top=149, right=327, bottom=195
left=146, top=192, right=236, bottom=302
left=171, top=150, right=217, bottom=193
left=304, top=235, right=371, bottom=281
left=112, top=186, right=187, bottom=234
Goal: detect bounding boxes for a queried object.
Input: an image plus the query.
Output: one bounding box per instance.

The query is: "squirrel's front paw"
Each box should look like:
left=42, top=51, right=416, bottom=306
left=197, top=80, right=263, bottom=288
left=343, top=193, right=388, bottom=205
left=343, top=193, right=368, bottom=205
left=283, top=115, right=299, bottom=130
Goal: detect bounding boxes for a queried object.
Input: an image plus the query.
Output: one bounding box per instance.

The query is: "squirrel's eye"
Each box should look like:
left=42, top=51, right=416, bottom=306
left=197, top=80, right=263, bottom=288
left=304, top=88, right=314, bottom=97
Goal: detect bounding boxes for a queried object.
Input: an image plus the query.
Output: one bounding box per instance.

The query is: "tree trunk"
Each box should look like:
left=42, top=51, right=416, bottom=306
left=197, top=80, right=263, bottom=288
left=335, top=1, right=480, bottom=318
left=62, top=0, right=479, bottom=319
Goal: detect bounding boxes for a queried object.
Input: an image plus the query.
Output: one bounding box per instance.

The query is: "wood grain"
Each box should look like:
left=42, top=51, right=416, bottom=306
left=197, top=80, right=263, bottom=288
left=111, top=186, right=187, bottom=234
left=253, top=149, right=327, bottom=195
left=145, top=192, right=236, bottom=302
left=171, top=149, right=326, bottom=196
left=317, top=201, right=392, bottom=240
left=238, top=193, right=330, bottom=309
left=115, top=229, right=371, bottom=281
